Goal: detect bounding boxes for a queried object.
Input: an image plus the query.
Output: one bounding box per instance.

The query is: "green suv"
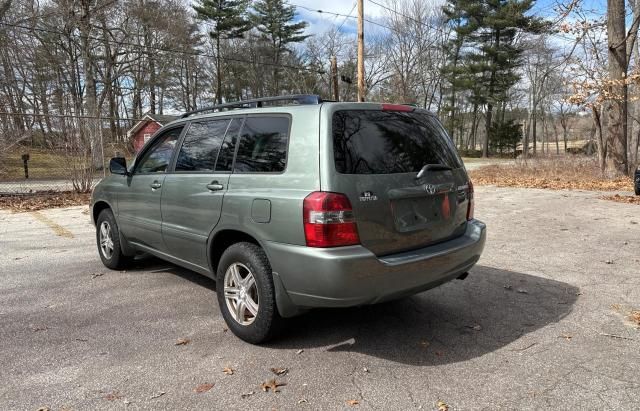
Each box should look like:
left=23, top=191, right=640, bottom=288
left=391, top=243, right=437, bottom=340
left=91, top=95, right=486, bottom=343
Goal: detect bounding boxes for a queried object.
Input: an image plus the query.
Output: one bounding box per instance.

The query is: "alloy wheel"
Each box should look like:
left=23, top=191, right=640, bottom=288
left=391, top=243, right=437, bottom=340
left=99, top=221, right=114, bottom=260
left=223, top=263, right=259, bottom=326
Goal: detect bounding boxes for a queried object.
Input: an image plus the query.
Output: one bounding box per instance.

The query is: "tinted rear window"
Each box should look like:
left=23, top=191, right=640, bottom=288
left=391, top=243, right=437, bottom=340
left=332, top=110, right=462, bottom=174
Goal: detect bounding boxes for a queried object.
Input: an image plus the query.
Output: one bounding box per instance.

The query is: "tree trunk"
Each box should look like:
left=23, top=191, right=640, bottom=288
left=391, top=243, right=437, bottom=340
left=79, top=0, right=101, bottom=172
left=607, top=0, right=628, bottom=175
left=216, top=36, right=222, bottom=104
left=593, top=106, right=607, bottom=172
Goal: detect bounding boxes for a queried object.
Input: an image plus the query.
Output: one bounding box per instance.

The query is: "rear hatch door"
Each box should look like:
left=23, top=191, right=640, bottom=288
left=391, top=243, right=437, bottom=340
left=327, top=107, right=471, bottom=256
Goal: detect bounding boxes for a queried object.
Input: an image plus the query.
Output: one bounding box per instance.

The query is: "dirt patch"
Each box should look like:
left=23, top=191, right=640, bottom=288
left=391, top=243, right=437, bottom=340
left=600, top=194, right=640, bottom=205
left=469, top=157, right=633, bottom=191
left=0, top=191, right=91, bottom=212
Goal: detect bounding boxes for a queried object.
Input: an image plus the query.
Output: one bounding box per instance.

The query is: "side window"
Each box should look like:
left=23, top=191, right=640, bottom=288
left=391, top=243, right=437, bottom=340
left=135, top=127, right=183, bottom=174
left=215, top=118, right=242, bottom=172
left=175, top=119, right=229, bottom=172
left=234, top=117, right=289, bottom=173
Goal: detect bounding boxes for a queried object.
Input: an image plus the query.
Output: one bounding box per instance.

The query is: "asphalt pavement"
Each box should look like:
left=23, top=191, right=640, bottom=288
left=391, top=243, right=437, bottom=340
left=0, top=186, right=638, bottom=410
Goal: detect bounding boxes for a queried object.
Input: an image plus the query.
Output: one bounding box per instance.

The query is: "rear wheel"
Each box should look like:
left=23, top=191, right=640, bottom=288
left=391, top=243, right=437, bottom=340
left=96, top=209, right=132, bottom=270
left=216, top=242, right=282, bottom=344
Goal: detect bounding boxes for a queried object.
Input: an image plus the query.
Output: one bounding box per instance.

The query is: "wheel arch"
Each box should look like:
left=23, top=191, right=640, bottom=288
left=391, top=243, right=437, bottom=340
left=207, top=228, right=303, bottom=318
left=92, top=200, right=113, bottom=226
left=208, top=229, right=261, bottom=276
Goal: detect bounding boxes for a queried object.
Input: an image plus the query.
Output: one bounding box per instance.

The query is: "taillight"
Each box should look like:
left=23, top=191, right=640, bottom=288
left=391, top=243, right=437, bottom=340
left=467, top=180, right=474, bottom=220
left=303, top=192, right=360, bottom=247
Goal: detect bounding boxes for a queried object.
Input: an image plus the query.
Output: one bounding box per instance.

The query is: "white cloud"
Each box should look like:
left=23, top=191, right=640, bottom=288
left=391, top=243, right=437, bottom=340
left=290, top=0, right=387, bottom=36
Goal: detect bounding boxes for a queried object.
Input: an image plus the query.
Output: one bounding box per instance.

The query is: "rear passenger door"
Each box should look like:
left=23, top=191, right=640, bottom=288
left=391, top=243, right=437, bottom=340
left=161, top=117, right=242, bottom=268
left=224, top=115, right=290, bottom=230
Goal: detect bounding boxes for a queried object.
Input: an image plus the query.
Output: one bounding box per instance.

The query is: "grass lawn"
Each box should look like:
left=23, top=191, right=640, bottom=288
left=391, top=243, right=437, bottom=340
left=0, top=149, right=115, bottom=181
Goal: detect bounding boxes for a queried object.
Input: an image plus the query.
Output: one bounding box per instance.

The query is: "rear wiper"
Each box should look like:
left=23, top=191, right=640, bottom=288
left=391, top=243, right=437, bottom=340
left=416, top=163, right=452, bottom=179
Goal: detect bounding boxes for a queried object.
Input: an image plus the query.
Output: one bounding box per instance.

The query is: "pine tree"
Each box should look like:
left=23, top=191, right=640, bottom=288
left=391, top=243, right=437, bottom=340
left=252, top=0, right=310, bottom=94
left=193, top=0, right=250, bottom=103
left=442, top=0, right=547, bottom=156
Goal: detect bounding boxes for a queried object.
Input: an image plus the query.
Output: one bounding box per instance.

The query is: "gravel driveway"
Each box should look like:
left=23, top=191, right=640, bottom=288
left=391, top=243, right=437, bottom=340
left=1, top=186, right=638, bottom=410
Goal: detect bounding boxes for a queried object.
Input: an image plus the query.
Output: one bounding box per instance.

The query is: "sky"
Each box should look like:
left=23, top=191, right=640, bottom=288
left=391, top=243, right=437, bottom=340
left=288, top=0, right=611, bottom=38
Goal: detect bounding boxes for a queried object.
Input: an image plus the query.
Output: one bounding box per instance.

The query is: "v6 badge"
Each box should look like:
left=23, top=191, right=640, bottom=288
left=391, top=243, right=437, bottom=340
left=359, top=191, right=378, bottom=202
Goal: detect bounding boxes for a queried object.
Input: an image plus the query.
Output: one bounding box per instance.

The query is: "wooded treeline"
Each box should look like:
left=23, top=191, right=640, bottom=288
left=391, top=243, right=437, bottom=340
left=1, top=0, right=639, bottom=178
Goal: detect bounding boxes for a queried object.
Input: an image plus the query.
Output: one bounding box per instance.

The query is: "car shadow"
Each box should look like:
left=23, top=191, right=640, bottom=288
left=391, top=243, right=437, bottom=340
left=128, top=255, right=218, bottom=291
left=267, top=265, right=578, bottom=366
left=127, top=259, right=578, bottom=366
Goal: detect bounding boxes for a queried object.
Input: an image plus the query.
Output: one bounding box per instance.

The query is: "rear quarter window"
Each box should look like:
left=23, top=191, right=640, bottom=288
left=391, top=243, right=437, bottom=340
left=234, top=116, right=289, bottom=173
left=332, top=110, right=462, bottom=174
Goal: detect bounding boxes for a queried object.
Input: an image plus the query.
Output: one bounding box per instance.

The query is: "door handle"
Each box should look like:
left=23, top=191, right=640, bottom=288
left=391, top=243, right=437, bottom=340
left=206, top=182, right=224, bottom=191
left=150, top=181, right=162, bottom=190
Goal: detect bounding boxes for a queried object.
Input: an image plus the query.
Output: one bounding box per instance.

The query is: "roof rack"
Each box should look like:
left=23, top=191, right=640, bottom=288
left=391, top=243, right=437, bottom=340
left=181, top=94, right=324, bottom=118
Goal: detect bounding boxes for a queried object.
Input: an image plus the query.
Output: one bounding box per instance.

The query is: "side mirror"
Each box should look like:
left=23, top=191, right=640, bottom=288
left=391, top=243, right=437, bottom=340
left=109, top=157, right=128, bottom=175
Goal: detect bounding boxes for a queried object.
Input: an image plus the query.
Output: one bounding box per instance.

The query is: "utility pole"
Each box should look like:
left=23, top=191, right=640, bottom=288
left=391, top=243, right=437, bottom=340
left=330, top=55, right=339, bottom=101
left=357, top=0, right=365, bottom=102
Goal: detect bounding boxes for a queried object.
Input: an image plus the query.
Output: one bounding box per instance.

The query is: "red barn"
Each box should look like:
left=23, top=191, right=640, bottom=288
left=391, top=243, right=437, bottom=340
left=127, top=113, right=178, bottom=153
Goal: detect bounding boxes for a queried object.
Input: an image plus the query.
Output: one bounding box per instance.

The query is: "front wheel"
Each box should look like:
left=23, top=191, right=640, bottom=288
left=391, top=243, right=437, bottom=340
left=96, top=209, right=132, bottom=270
left=216, top=242, right=282, bottom=344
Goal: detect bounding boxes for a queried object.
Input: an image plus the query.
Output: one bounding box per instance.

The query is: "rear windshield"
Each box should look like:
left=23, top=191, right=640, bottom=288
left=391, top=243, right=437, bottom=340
left=332, top=110, right=462, bottom=174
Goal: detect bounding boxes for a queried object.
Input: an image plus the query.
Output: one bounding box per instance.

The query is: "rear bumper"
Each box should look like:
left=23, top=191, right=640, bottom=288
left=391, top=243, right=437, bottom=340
left=265, top=219, right=486, bottom=314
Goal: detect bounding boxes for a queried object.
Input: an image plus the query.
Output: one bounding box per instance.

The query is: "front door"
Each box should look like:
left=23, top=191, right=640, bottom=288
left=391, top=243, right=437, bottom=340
left=161, top=117, right=242, bottom=268
left=117, top=126, right=183, bottom=252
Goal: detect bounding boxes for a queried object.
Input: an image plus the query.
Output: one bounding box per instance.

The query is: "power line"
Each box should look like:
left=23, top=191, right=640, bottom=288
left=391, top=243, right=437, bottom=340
left=337, top=2, right=357, bottom=32
left=0, top=22, right=325, bottom=75
left=366, top=0, right=448, bottom=36
left=290, top=3, right=394, bottom=32
left=0, top=111, right=146, bottom=121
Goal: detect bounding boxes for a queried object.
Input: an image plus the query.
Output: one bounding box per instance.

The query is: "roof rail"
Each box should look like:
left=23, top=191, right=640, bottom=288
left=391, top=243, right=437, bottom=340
left=181, top=94, right=324, bottom=118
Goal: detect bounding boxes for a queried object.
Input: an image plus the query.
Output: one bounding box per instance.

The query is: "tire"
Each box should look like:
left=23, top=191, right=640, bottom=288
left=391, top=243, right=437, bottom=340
left=216, top=242, right=282, bottom=344
left=635, top=182, right=640, bottom=196
left=96, top=209, right=132, bottom=270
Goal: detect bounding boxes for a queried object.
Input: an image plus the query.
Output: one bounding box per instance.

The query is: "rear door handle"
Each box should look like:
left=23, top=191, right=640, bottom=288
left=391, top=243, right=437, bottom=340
left=206, top=182, right=224, bottom=191
left=150, top=181, right=162, bottom=190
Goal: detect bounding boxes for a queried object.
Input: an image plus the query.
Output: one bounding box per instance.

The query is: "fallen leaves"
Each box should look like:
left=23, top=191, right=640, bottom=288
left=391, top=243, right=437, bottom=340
left=0, top=191, right=91, bottom=212
left=223, top=366, right=234, bottom=375
left=194, top=383, right=214, bottom=393
left=600, top=194, right=640, bottom=205
left=240, top=391, right=255, bottom=399
left=559, top=334, right=573, bottom=341
left=469, top=158, right=633, bottom=192
left=175, top=338, right=190, bottom=346
left=346, top=399, right=360, bottom=406
left=103, top=391, right=123, bottom=401
left=437, top=400, right=450, bottom=411
left=91, top=272, right=104, bottom=279
left=629, top=310, right=640, bottom=326
left=261, top=379, right=286, bottom=393
left=149, top=391, right=165, bottom=400
left=296, top=349, right=304, bottom=355
left=270, top=367, right=288, bottom=376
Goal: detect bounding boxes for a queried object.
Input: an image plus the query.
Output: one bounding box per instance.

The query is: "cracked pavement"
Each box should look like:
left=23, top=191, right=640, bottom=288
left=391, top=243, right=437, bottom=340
left=0, top=186, right=638, bottom=410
